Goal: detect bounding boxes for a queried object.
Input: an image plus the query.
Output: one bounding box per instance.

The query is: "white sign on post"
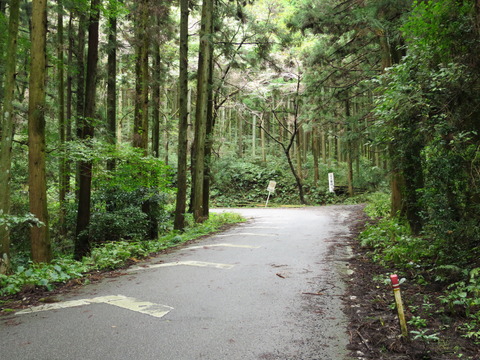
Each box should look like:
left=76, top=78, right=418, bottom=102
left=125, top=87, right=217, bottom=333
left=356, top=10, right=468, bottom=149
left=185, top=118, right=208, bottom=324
left=267, top=181, right=276, bottom=193
left=328, top=173, right=335, bottom=193
left=265, top=181, right=276, bottom=207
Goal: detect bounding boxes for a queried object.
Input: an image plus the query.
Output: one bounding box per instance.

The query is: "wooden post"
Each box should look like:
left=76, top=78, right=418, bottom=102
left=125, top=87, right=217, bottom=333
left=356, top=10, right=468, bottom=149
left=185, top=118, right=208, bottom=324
left=390, top=274, right=409, bottom=338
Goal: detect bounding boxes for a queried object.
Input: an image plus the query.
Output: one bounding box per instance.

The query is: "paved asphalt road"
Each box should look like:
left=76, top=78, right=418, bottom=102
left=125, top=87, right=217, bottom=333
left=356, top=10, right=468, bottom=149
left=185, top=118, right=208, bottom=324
left=1, top=206, right=358, bottom=360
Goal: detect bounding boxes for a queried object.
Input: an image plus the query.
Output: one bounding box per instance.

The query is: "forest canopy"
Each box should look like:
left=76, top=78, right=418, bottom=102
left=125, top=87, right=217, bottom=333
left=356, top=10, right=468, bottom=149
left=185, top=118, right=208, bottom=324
left=0, top=0, right=479, bottom=293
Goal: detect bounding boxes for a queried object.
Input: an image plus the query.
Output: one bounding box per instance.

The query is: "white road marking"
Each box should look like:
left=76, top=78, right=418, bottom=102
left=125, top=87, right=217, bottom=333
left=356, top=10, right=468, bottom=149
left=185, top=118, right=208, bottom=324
left=127, top=260, right=235, bottom=272
left=215, top=232, right=276, bottom=237
left=185, top=243, right=260, bottom=250
left=242, top=226, right=283, bottom=229
left=98, top=296, right=173, bottom=318
left=253, top=221, right=284, bottom=224
left=16, top=295, right=173, bottom=318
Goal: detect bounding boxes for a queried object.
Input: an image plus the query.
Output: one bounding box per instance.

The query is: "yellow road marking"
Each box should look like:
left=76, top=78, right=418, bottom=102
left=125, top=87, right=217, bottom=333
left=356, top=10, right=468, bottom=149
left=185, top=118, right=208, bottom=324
left=16, top=295, right=173, bottom=318
left=185, top=243, right=260, bottom=250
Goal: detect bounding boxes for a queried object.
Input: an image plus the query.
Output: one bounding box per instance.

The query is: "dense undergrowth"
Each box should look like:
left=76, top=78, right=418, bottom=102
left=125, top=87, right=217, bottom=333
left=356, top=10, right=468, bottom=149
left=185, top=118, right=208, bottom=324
left=359, top=193, right=480, bottom=349
left=0, top=212, right=244, bottom=298
left=210, top=154, right=386, bottom=206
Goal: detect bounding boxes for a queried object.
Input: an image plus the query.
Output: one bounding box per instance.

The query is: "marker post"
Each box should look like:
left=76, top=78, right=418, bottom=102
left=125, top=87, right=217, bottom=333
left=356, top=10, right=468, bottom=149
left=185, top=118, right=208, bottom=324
left=390, top=274, right=408, bottom=338
left=265, top=181, right=276, bottom=207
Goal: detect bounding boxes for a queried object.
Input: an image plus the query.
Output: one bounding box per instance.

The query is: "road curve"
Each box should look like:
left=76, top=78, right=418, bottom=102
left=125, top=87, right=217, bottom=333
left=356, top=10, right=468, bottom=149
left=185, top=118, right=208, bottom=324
left=1, top=205, right=359, bottom=360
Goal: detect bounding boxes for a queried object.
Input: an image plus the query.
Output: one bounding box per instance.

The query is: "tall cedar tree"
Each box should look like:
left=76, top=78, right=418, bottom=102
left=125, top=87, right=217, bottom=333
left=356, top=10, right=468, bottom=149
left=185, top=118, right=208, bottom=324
left=174, top=0, right=189, bottom=230
left=29, top=0, right=52, bottom=262
left=192, top=0, right=214, bottom=223
left=106, top=0, right=117, bottom=172
left=57, top=0, right=67, bottom=236
left=133, top=0, right=158, bottom=239
left=0, top=0, right=21, bottom=272
left=75, top=0, right=100, bottom=259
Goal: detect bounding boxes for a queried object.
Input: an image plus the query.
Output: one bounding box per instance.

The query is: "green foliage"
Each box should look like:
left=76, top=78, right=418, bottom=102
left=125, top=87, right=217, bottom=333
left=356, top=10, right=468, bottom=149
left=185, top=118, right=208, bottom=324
left=87, top=188, right=170, bottom=243
left=408, top=315, right=427, bottom=328
left=88, top=240, right=153, bottom=270
left=0, top=212, right=44, bottom=231
left=458, top=311, right=480, bottom=344
left=52, top=142, right=174, bottom=244
left=0, top=212, right=244, bottom=296
left=210, top=155, right=297, bottom=206
left=439, top=268, right=480, bottom=317
left=363, top=192, right=391, bottom=218
left=359, top=216, right=432, bottom=266
left=402, top=0, right=474, bottom=59
left=0, top=259, right=89, bottom=296
left=371, top=0, right=480, bottom=266
left=91, top=143, right=173, bottom=192
left=210, top=152, right=386, bottom=207
left=411, top=329, right=440, bottom=343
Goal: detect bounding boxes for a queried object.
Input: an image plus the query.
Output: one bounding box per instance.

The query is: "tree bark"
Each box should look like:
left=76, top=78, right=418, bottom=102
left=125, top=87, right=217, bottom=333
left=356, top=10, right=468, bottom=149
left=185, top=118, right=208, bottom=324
left=236, top=108, right=243, bottom=157
left=75, top=0, right=100, bottom=259
left=152, top=36, right=160, bottom=159
left=174, top=0, right=189, bottom=230
left=345, top=98, right=354, bottom=196
left=106, top=1, right=117, bottom=172
left=192, top=0, right=213, bottom=223
left=29, top=0, right=52, bottom=263
left=0, top=0, right=21, bottom=272
left=74, top=12, right=86, bottom=200
left=312, top=125, right=319, bottom=186
left=65, top=12, right=74, bottom=196
left=202, top=46, right=214, bottom=218
left=133, top=1, right=149, bottom=153
left=75, top=12, right=86, bottom=135
left=57, top=0, right=67, bottom=237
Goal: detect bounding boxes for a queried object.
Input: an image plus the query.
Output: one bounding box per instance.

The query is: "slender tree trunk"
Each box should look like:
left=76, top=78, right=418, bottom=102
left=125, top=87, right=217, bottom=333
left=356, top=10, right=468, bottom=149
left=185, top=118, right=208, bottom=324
left=202, top=46, right=214, bottom=218
left=75, top=13, right=86, bottom=199
left=75, top=12, right=86, bottom=132
left=57, top=0, right=67, bottom=237
left=377, top=21, right=407, bottom=217
left=261, top=114, right=266, bottom=163
left=105, top=1, right=117, bottom=217
left=285, top=148, right=306, bottom=205
left=336, top=123, right=342, bottom=162
left=252, top=114, right=256, bottom=157
left=295, top=123, right=302, bottom=184
left=75, top=0, right=100, bottom=259
left=321, top=129, right=326, bottom=164
left=29, top=0, right=52, bottom=263
left=328, top=125, right=333, bottom=167
left=134, top=0, right=156, bottom=239
left=174, top=0, right=189, bottom=230
left=0, top=0, right=21, bottom=272
left=65, top=12, right=74, bottom=196
left=132, top=0, right=149, bottom=152
left=152, top=38, right=160, bottom=159
left=312, top=125, right=319, bottom=186
left=192, top=0, right=213, bottom=223
left=345, top=99, right=354, bottom=196
left=346, top=141, right=354, bottom=196
left=163, top=91, right=170, bottom=164
left=236, top=109, right=243, bottom=157
left=106, top=3, right=117, bottom=172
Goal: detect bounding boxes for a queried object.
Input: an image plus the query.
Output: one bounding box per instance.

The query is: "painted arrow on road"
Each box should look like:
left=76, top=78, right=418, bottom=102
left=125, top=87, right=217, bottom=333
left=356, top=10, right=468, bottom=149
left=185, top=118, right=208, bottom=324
left=15, top=294, right=173, bottom=319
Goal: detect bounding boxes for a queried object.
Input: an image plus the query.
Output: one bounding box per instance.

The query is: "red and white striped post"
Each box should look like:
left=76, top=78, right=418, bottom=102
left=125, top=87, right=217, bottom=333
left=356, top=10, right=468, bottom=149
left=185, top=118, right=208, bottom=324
left=390, top=274, right=409, bottom=338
